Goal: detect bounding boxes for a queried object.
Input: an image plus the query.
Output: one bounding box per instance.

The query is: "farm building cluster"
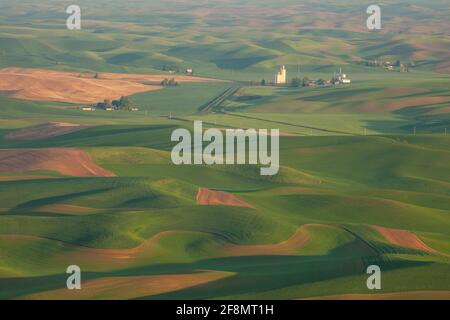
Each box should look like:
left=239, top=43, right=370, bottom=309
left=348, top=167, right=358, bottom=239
left=263, top=65, right=352, bottom=87
left=81, top=96, right=139, bottom=112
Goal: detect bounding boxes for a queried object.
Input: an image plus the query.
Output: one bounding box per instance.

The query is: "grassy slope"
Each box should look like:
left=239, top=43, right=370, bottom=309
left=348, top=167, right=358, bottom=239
left=0, top=0, right=449, bottom=300
left=0, top=132, right=449, bottom=299
left=0, top=67, right=449, bottom=301
left=129, top=82, right=232, bottom=116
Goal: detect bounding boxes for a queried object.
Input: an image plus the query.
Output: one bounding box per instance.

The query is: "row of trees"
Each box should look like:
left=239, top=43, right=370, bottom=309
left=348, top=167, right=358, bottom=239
left=291, top=77, right=327, bottom=87
left=363, top=59, right=415, bottom=72
left=259, top=77, right=327, bottom=87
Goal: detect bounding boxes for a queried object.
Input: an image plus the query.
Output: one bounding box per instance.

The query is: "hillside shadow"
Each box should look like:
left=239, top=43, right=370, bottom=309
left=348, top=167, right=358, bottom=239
left=363, top=119, right=412, bottom=134
left=0, top=252, right=433, bottom=300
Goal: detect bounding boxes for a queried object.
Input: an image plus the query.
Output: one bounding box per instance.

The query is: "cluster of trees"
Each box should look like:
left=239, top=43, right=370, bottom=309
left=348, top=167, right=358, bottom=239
left=162, top=65, right=180, bottom=73
left=365, top=60, right=391, bottom=67
left=96, top=96, right=137, bottom=111
left=258, top=77, right=327, bottom=87
left=292, top=77, right=326, bottom=87
left=161, top=78, right=179, bottom=86
left=363, top=59, right=415, bottom=72
left=291, top=77, right=303, bottom=87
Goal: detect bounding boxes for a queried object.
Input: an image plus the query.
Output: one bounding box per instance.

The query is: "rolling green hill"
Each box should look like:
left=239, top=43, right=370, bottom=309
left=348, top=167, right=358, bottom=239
left=0, top=0, right=449, bottom=300
left=0, top=130, right=449, bottom=298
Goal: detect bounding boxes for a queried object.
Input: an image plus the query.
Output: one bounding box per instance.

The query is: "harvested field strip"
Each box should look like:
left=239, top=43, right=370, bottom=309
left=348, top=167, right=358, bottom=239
left=33, top=204, right=106, bottom=215
left=20, top=270, right=234, bottom=300
left=4, top=122, right=88, bottom=141
left=373, top=225, right=439, bottom=254
left=196, top=188, right=256, bottom=209
left=0, top=67, right=225, bottom=104
left=0, top=175, right=57, bottom=181
left=0, top=148, right=115, bottom=177
left=221, top=224, right=324, bottom=256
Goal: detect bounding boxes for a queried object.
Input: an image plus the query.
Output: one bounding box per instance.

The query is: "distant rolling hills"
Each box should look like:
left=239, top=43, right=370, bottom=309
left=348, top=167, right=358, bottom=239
left=0, top=0, right=449, bottom=79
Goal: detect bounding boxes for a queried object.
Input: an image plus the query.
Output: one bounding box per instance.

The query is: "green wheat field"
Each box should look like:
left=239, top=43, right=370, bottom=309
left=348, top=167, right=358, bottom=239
left=0, top=0, right=449, bottom=300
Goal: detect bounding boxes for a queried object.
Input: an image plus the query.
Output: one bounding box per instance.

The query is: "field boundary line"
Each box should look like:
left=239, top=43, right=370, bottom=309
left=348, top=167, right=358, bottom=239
left=223, top=112, right=356, bottom=135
